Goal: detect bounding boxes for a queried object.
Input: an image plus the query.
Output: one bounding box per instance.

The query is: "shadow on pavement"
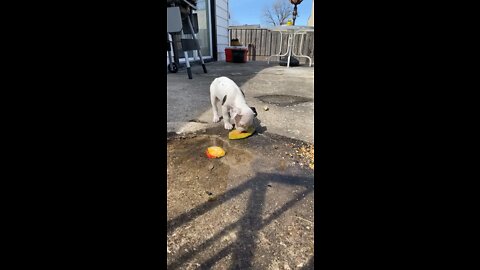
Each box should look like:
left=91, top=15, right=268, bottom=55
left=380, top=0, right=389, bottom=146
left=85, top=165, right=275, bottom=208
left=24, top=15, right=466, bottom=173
left=167, top=172, right=314, bottom=269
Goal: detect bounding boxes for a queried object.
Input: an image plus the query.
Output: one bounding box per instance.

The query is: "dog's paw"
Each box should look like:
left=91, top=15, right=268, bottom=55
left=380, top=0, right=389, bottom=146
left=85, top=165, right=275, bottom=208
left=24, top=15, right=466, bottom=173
left=224, top=122, right=233, bottom=130
left=212, top=115, right=220, bottom=123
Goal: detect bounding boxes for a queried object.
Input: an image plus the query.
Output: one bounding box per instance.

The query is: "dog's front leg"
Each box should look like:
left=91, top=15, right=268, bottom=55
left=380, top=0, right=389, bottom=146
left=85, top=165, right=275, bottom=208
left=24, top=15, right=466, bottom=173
left=222, top=106, right=233, bottom=130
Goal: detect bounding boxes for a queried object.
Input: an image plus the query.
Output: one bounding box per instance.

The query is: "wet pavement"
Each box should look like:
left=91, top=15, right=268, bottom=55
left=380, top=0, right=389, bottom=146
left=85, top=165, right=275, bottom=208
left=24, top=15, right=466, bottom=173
left=167, top=125, right=314, bottom=270
left=256, top=95, right=313, bottom=107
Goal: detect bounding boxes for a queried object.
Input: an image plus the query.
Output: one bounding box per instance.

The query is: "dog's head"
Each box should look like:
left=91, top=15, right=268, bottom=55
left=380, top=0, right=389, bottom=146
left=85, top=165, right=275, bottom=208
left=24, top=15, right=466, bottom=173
left=232, top=106, right=256, bottom=132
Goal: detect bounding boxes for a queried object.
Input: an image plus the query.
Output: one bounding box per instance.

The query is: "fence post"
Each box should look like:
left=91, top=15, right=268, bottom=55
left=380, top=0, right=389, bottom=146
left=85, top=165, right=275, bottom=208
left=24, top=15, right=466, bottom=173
left=248, top=44, right=256, bottom=61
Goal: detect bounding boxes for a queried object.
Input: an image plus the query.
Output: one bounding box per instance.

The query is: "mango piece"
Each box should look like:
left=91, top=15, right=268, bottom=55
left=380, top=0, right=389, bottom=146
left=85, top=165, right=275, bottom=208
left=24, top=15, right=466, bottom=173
left=229, top=126, right=255, bottom=140
left=206, top=146, right=225, bottom=158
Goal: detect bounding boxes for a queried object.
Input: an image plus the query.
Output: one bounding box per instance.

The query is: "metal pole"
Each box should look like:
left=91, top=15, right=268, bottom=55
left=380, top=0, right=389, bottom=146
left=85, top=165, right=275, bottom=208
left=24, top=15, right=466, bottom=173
left=292, top=4, right=298, bottom=25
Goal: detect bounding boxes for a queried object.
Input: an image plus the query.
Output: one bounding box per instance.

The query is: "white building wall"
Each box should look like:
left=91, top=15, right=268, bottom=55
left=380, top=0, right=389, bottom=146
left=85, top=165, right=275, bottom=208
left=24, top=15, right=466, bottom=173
left=307, top=0, right=314, bottom=26
left=215, top=0, right=229, bottom=60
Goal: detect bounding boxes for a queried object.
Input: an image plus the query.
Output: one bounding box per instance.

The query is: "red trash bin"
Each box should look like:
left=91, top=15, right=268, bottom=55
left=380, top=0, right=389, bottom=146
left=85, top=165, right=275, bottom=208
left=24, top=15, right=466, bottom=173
left=225, top=46, right=248, bottom=63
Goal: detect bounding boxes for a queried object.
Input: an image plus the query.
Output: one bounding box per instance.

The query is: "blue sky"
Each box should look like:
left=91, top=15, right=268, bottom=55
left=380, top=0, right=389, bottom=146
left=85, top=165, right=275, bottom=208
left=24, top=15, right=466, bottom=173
left=229, top=0, right=313, bottom=27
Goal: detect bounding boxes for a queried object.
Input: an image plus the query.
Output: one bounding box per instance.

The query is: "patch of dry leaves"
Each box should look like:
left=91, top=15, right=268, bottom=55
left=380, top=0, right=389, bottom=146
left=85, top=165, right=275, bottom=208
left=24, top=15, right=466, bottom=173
left=285, top=142, right=314, bottom=170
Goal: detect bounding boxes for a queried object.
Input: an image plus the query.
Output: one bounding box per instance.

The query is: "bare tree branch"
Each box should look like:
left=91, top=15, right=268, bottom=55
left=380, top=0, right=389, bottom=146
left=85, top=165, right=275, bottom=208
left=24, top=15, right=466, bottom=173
left=263, top=8, right=277, bottom=26
left=262, top=0, right=293, bottom=26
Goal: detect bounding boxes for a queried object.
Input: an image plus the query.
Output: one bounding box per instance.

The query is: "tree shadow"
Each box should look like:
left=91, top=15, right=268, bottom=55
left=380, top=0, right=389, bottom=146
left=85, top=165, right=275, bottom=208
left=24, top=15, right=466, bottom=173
left=300, top=256, right=314, bottom=269
left=167, top=172, right=314, bottom=269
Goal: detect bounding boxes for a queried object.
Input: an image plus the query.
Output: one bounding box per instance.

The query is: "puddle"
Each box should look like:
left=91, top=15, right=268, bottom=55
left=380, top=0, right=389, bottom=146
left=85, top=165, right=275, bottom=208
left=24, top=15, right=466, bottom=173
left=188, top=119, right=208, bottom=124
left=256, top=95, right=313, bottom=107
left=167, top=135, right=254, bottom=216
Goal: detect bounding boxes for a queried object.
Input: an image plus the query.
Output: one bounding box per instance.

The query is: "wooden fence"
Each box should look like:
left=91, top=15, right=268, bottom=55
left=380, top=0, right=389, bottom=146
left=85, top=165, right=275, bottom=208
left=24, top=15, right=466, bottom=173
left=228, top=27, right=315, bottom=61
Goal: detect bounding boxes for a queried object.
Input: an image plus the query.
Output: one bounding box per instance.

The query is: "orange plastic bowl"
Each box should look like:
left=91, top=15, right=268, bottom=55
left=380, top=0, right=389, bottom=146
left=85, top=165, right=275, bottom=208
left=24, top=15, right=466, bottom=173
left=206, top=146, right=225, bottom=158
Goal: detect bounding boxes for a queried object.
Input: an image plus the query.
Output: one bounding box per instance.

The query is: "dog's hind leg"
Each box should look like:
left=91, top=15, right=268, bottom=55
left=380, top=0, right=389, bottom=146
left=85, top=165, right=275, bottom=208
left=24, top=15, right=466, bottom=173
left=210, top=91, right=220, bottom=123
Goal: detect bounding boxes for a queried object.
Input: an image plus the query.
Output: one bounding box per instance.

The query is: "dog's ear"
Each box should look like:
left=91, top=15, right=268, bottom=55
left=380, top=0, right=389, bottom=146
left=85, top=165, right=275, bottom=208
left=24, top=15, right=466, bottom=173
left=231, top=108, right=242, bottom=123
left=250, top=107, right=257, bottom=117
left=234, top=113, right=242, bottom=123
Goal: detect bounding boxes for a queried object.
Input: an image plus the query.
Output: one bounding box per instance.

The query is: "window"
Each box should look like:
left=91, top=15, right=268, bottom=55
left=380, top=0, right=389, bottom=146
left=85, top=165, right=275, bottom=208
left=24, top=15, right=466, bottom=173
left=167, top=0, right=213, bottom=63
left=195, top=0, right=212, bottom=58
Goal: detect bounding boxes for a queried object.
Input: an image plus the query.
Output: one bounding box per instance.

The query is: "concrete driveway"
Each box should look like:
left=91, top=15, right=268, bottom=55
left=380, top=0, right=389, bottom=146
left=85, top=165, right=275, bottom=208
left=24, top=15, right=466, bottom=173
left=167, top=61, right=315, bottom=269
left=167, top=61, right=314, bottom=144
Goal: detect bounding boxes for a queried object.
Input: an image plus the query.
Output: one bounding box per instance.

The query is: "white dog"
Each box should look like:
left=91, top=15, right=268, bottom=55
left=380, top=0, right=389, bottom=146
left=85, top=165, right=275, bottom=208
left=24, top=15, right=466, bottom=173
left=210, top=76, right=257, bottom=131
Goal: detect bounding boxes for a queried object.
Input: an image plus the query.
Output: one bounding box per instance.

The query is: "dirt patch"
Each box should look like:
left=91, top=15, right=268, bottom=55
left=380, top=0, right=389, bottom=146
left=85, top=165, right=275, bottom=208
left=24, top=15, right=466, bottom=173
left=167, top=132, right=314, bottom=269
left=167, top=135, right=253, bottom=217
left=283, top=142, right=315, bottom=170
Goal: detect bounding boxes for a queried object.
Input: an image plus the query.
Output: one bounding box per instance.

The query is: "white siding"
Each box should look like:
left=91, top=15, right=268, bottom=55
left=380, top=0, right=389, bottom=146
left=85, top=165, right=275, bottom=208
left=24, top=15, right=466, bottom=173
left=307, top=0, right=314, bottom=26
left=215, top=5, right=228, bottom=20
left=216, top=0, right=228, bottom=13
left=215, top=0, right=229, bottom=60
left=217, top=35, right=229, bottom=45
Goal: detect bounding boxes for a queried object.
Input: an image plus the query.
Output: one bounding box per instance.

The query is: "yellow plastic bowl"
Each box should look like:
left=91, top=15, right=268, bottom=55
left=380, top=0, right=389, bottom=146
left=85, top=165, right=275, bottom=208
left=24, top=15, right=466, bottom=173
left=228, top=126, right=255, bottom=140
